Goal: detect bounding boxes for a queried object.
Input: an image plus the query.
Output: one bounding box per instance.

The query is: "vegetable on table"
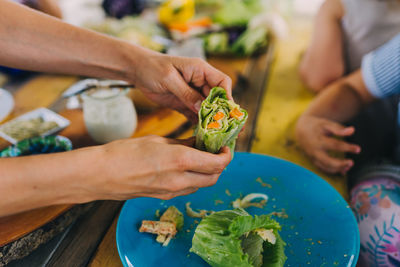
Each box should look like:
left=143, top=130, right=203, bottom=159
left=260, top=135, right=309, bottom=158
left=191, top=209, right=286, bottom=267
left=212, top=0, right=260, bottom=27
left=102, top=0, right=146, bottom=19
left=158, top=0, right=195, bottom=26
left=168, top=17, right=213, bottom=32
left=195, top=87, right=247, bottom=156
left=203, top=32, right=229, bottom=54
left=232, top=26, right=269, bottom=56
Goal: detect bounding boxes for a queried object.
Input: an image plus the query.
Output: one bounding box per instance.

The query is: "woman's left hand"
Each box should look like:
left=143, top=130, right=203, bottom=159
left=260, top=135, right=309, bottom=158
left=133, top=51, right=232, bottom=121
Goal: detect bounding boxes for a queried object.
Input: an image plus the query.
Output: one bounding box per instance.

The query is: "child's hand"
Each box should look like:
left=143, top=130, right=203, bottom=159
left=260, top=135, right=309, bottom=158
left=295, top=115, right=361, bottom=174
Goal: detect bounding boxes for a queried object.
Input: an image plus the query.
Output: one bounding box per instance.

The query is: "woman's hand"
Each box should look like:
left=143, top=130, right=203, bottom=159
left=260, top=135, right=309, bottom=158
left=295, top=115, right=361, bottom=174
left=85, top=135, right=231, bottom=201
left=133, top=51, right=232, bottom=121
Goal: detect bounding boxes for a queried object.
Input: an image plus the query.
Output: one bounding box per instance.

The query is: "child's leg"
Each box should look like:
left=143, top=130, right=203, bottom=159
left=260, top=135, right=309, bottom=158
left=351, top=178, right=400, bottom=267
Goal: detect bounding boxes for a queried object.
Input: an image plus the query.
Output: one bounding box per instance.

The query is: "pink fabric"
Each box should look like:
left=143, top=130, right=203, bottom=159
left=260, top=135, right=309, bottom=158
left=351, top=178, right=400, bottom=266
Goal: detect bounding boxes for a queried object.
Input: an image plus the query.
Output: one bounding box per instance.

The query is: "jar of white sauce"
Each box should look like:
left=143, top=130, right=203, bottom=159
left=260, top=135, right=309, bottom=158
left=82, top=88, right=137, bottom=144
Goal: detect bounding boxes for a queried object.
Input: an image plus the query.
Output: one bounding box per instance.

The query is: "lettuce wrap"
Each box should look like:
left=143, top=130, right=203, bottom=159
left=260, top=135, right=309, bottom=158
left=195, top=87, right=248, bottom=155
left=190, top=209, right=286, bottom=267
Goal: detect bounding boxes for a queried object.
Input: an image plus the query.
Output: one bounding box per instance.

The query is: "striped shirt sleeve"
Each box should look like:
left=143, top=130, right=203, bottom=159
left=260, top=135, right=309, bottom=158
left=361, top=33, right=400, bottom=99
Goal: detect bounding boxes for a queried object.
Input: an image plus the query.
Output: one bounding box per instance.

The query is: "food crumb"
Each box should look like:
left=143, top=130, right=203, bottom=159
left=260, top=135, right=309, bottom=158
left=344, top=254, right=348, bottom=257
left=225, top=189, right=232, bottom=196
left=268, top=210, right=288, bottom=219
left=317, top=240, right=322, bottom=244
left=194, top=220, right=199, bottom=224
left=307, top=252, right=311, bottom=255
left=186, top=229, right=191, bottom=233
left=155, top=209, right=160, bottom=218
left=214, top=199, right=224, bottom=205
left=256, top=177, right=272, bottom=188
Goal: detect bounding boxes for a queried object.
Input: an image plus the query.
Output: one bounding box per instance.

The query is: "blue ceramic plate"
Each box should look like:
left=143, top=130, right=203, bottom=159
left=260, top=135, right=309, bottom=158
left=117, top=152, right=360, bottom=267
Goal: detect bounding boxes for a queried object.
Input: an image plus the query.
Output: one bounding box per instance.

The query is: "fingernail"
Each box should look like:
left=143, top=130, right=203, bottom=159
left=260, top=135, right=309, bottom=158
left=356, top=147, right=361, bottom=153
left=194, top=101, right=202, bottom=112
left=347, top=161, right=354, bottom=167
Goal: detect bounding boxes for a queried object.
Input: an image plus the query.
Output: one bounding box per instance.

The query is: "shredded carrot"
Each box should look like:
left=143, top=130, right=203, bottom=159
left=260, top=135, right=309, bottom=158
left=229, top=108, right=244, bottom=119
left=207, top=121, right=220, bottom=129
left=168, top=17, right=213, bottom=32
left=213, top=111, right=225, bottom=121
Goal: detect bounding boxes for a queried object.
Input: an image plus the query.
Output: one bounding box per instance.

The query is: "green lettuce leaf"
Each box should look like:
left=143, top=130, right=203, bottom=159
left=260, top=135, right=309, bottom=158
left=195, top=87, right=248, bottom=156
left=232, top=26, right=269, bottom=56
left=213, top=0, right=262, bottom=26
left=204, top=32, right=230, bottom=54
left=241, top=232, right=264, bottom=267
left=262, top=232, right=287, bottom=267
left=190, top=209, right=286, bottom=267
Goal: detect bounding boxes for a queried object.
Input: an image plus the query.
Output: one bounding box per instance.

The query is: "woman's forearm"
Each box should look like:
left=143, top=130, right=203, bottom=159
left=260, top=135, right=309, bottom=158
left=0, top=146, right=104, bottom=217
left=0, top=0, right=148, bottom=82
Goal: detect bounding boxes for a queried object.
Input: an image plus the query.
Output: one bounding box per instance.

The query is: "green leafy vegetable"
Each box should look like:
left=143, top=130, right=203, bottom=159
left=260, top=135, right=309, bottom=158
left=241, top=232, right=264, bottom=267
left=195, top=87, right=247, bottom=155
left=203, top=32, right=230, bottom=54
left=262, top=233, right=287, bottom=267
left=190, top=209, right=286, bottom=267
left=213, top=0, right=261, bottom=26
left=232, top=26, right=269, bottom=56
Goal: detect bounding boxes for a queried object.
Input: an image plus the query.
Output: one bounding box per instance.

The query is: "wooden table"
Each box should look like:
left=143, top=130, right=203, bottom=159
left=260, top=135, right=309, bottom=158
left=0, top=46, right=274, bottom=266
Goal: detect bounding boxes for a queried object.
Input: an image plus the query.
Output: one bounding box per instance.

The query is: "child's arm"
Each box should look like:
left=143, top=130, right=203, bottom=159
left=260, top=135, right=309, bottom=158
left=299, top=0, right=345, bottom=92
left=296, top=33, right=400, bottom=174
left=295, top=70, right=370, bottom=174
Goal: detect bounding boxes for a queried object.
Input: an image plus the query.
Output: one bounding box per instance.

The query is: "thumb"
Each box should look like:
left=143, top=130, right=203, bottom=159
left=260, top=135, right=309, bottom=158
left=324, top=121, right=355, bottom=137
left=168, top=70, right=204, bottom=113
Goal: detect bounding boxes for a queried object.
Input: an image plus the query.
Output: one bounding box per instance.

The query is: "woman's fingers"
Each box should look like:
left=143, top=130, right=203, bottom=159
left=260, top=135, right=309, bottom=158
left=166, top=68, right=205, bottom=113
left=174, top=57, right=233, bottom=100
left=322, top=137, right=361, bottom=154
left=202, top=62, right=232, bottom=98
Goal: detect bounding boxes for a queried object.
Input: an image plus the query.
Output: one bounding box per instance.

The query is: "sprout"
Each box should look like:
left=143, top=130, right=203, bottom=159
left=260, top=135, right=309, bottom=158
left=232, top=193, right=268, bottom=209
left=185, top=202, right=214, bottom=218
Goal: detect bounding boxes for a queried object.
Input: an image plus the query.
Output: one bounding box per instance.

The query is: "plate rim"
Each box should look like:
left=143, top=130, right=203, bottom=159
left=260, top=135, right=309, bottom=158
left=116, top=152, right=360, bottom=267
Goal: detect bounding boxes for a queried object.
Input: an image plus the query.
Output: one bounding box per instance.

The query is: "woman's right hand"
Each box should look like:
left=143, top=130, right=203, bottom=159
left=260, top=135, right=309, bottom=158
left=84, top=135, right=231, bottom=201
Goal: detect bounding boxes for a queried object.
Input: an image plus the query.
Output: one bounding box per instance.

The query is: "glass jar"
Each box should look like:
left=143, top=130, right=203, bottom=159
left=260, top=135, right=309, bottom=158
left=81, top=87, right=137, bottom=144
